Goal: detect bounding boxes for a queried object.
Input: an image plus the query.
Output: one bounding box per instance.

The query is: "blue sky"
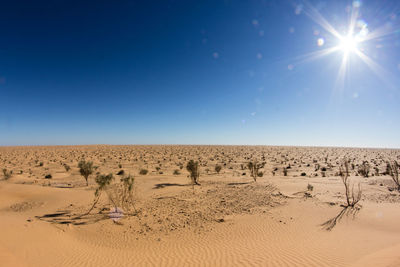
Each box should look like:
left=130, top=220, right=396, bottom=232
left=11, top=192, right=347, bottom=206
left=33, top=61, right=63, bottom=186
left=0, top=0, right=399, bottom=147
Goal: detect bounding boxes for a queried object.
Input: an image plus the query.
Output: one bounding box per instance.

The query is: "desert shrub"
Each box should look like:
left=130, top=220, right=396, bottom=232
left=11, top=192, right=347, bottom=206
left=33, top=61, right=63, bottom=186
left=117, top=169, right=125, bottom=176
left=64, top=164, right=71, bottom=172
left=283, top=167, right=288, bottom=176
left=321, top=171, right=326, bottom=177
left=307, top=183, right=314, bottom=191
left=118, top=164, right=122, bottom=168
left=340, top=160, right=362, bottom=207
left=215, top=164, right=222, bottom=174
left=387, top=161, right=399, bottom=191
left=139, top=169, right=148, bottom=175
left=173, top=169, right=180, bottom=175
left=186, top=160, right=200, bottom=185
left=247, top=161, right=264, bottom=182
left=321, top=167, right=327, bottom=172
left=106, top=175, right=136, bottom=213
left=257, top=171, right=264, bottom=177
left=45, top=174, right=52, bottom=179
left=301, top=172, right=306, bottom=176
left=2, top=168, right=12, bottom=180
left=39, top=162, right=44, bottom=167
left=78, top=160, right=94, bottom=186
left=82, top=173, right=114, bottom=216
left=358, top=161, right=370, bottom=177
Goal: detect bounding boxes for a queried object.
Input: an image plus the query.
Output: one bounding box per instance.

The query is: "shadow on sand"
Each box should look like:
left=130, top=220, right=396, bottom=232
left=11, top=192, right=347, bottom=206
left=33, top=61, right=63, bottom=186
left=321, top=205, right=361, bottom=231
left=153, top=183, right=189, bottom=189
left=36, top=210, right=110, bottom=226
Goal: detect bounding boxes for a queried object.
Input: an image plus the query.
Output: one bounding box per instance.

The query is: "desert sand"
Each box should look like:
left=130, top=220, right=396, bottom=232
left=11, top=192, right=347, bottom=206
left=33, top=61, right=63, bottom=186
left=1, top=145, right=400, bottom=266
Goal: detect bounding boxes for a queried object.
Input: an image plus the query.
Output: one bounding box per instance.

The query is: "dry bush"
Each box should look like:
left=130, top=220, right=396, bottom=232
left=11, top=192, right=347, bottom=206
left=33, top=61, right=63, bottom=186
left=106, top=175, right=136, bottom=214
left=247, top=161, right=264, bottom=182
left=139, top=169, right=148, bottom=175
left=340, top=160, right=362, bottom=207
left=357, top=161, right=370, bottom=177
left=186, top=160, right=200, bottom=185
left=63, top=164, right=71, bottom=172
left=78, top=160, right=94, bottom=186
left=215, top=164, right=222, bottom=174
left=2, top=168, right=12, bottom=180
left=387, top=161, right=399, bottom=191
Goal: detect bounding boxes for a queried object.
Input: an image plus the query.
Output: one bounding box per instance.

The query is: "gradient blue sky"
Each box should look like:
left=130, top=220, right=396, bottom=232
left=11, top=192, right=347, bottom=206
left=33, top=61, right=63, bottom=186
left=1, top=0, right=399, bottom=147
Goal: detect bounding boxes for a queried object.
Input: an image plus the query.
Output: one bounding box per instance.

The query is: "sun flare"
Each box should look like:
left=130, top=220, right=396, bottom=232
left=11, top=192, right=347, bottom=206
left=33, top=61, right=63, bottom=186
left=339, top=35, right=359, bottom=53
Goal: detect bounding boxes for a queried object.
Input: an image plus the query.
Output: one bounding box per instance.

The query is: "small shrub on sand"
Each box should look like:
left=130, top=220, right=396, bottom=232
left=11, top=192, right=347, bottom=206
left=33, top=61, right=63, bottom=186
left=186, top=160, right=200, bottom=185
left=117, top=169, right=125, bottom=176
left=45, top=174, right=52, bottom=179
left=173, top=169, right=180, bottom=175
left=139, top=169, right=148, bottom=175
left=2, top=168, right=12, bottom=180
left=215, top=164, right=222, bottom=174
left=64, top=164, right=71, bottom=172
left=340, top=160, right=362, bottom=207
left=247, top=161, right=264, bottom=182
left=78, top=160, right=94, bottom=186
left=357, top=161, right=370, bottom=178
left=387, top=161, right=399, bottom=191
left=83, top=173, right=136, bottom=217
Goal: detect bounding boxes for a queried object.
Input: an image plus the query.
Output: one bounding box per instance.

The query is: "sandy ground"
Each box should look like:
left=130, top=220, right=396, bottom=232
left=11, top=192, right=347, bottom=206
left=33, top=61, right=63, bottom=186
left=1, top=145, right=400, bottom=266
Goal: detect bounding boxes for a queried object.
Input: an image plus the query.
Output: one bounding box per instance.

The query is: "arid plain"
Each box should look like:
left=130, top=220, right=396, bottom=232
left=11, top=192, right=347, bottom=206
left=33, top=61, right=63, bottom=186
left=1, top=145, right=400, bottom=266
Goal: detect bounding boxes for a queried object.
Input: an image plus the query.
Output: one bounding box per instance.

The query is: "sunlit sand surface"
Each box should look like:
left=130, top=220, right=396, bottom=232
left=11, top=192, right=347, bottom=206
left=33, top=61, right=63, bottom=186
left=1, top=145, right=400, bottom=266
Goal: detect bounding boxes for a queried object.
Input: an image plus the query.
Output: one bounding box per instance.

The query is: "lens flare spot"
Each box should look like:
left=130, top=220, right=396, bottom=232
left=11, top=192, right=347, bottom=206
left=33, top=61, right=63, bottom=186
left=317, top=38, right=325, bottom=46
left=339, top=35, right=358, bottom=53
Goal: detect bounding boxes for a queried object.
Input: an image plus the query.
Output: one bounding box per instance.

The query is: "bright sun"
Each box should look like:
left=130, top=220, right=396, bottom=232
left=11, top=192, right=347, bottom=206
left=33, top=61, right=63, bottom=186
left=339, top=35, right=359, bottom=53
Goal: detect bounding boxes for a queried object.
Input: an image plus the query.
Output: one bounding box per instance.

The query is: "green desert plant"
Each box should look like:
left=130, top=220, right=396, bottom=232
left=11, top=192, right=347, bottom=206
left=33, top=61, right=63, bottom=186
left=78, top=160, right=94, bottom=186
left=186, top=160, right=200, bottom=185
left=173, top=169, right=180, bottom=175
left=83, top=173, right=136, bottom=217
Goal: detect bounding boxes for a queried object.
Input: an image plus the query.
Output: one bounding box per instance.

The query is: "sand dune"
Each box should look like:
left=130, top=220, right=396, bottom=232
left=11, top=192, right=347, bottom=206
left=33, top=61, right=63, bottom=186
left=1, top=145, right=400, bottom=266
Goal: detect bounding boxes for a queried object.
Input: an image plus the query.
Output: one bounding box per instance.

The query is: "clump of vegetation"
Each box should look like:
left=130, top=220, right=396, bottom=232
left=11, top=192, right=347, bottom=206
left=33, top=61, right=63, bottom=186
left=340, top=160, right=362, bottom=207
left=83, top=173, right=136, bottom=217
left=117, top=169, right=125, bottom=176
left=173, top=169, right=180, bottom=175
left=139, top=169, right=148, bottom=175
left=301, top=172, right=306, bottom=176
left=283, top=167, right=288, bottom=176
left=78, top=160, right=94, bottom=186
left=64, top=164, right=71, bottom=172
left=186, top=160, right=200, bottom=185
left=247, top=161, right=264, bottom=182
left=39, top=162, right=44, bottom=167
left=215, top=164, right=222, bottom=174
left=386, top=161, right=399, bottom=191
left=2, top=168, right=12, bottom=180
left=358, top=161, right=370, bottom=177
left=307, top=183, right=314, bottom=191
left=45, top=174, right=52, bottom=179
